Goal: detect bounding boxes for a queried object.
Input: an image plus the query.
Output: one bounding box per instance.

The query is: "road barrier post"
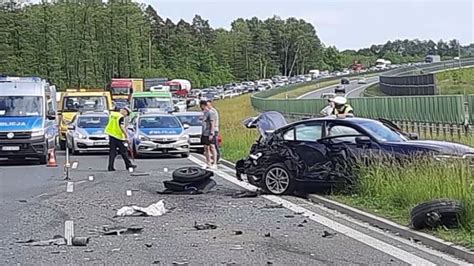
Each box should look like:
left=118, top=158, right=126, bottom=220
left=64, top=146, right=71, bottom=180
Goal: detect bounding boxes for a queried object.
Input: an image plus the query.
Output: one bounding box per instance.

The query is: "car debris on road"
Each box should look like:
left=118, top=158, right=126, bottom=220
left=115, top=200, right=167, bottom=217
left=101, top=226, right=144, bottom=236
left=231, top=190, right=260, bottom=198
left=17, top=235, right=66, bottom=246
left=194, top=222, right=217, bottom=230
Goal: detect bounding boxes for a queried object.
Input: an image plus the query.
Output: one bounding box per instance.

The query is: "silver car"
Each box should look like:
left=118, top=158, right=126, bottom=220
left=66, top=112, right=109, bottom=154
left=129, top=113, right=190, bottom=158
left=175, top=111, right=204, bottom=151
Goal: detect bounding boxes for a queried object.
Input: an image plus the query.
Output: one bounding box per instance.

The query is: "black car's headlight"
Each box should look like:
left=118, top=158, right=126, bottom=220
left=249, top=152, right=262, bottom=160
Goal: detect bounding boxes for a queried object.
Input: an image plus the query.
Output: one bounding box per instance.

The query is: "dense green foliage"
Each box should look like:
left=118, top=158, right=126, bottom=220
left=341, top=39, right=470, bottom=68
left=0, top=2, right=330, bottom=89
left=1, top=2, right=470, bottom=89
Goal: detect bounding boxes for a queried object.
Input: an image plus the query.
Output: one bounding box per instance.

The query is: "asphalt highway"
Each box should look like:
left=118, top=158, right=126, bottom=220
left=0, top=151, right=468, bottom=264
left=299, top=77, right=380, bottom=99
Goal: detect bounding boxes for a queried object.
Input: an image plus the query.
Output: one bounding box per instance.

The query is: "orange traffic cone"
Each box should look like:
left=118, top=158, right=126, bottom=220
left=47, top=149, right=58, bottom=167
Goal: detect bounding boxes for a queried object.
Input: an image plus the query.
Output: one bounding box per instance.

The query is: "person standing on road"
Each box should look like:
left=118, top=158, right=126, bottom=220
left=331, top=96, right=354, bottom=118
left=207, top=99, right=220, bottom=164
left=105, top=107, right=137, bottom=171
left=200, top=100, right=217, bottom=169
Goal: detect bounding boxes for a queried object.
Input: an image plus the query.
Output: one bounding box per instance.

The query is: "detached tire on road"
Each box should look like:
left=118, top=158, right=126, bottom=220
left=172, top=167, right=212, bottom=183
left=410, top=199, right=465, bottom=230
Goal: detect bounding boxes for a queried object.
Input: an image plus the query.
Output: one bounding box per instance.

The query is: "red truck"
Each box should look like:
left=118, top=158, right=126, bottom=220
left=166, top=79, right=192, bottom=98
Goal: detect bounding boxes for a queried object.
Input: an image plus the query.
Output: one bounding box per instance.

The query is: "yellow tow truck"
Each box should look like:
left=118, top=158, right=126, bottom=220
left=57, top=89, right=114, bottom=150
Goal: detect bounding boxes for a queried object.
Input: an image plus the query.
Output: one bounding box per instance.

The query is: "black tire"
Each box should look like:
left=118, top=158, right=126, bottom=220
left=262, top=163, right=296, bottom=195
left=132, top=144, right=141, bottom=159
left=71, top=141, right=79, bottom=155
left=410, top=199, right=465, bottom=230
left=59, top=139, right=66, bottom=150
left=39, top=155, right=47, bottom=165
left=172, top=167, right=212, bottom=183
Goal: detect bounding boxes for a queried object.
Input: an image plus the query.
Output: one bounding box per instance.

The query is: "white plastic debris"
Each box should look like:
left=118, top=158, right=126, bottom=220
left=116, top=200, right=167, bottom=217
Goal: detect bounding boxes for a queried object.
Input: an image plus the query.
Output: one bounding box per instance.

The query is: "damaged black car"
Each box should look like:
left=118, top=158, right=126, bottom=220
left=236, top=112, right=474, bottom=195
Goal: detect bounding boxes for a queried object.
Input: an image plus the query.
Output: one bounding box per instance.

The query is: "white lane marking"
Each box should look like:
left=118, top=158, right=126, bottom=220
left=76, top=180, right=87, bottom=185
left=164, top=167, right=168, bottom=172
left=188, top=155, right=435, bottom=265
left=33, top=192, right=48, bottom=198
left=307, top=198, right=471, bottom=265
left=66, top=182, right=74, bottom=193
left=266, top=196, right=435, bottom=265
left=345, top=81, right=379, bottom=98
left=196, top=156, right=468, bottom=265
left=126, top=190, right=132, bottom=196
left=211, top=157, right=470, bottom=265
left=64, top=221, right=74, bottom=246
left=71, top=162, right=78, bottom=169
left=88, top=175, right=94, bottom=181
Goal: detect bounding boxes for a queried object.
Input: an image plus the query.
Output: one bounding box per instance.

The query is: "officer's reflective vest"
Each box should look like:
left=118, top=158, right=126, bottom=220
left=105, top=112, right=126, bottom=140
left=332, top=104, right=353, bottom=115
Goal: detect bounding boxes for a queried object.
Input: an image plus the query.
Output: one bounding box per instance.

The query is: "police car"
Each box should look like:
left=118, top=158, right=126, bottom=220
left=128, top=113, right=190, bottom=158
left=65, top=112, right=109, bottom=154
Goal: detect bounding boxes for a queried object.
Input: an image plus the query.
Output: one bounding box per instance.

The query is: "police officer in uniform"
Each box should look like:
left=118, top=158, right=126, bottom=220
left=105, top=107, right=137, bottom=171
left=331, top=96, right=354, bottom=118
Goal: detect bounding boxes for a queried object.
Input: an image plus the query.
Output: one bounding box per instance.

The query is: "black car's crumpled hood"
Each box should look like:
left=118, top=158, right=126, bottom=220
left=389, top=140, right=474, bottom=156
left=243, top=111, right=287, bottom=137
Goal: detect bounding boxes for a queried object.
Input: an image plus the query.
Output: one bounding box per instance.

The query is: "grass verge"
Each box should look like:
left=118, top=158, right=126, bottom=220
left=363, top=83, right=388, bottom=97
left=213, top=94, right=258, bottom=162
left=332, top=158, right=474, bottom=249
left=437, top=67, right=474, bottom=95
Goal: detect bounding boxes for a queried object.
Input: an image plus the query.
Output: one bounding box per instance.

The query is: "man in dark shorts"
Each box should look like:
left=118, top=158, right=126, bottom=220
left=200, top=100, right=217, bottom=169
left=207, top=99, right=220, bottom=163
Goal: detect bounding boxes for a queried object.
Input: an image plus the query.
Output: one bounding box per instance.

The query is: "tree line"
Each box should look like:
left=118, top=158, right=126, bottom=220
left=0, top=1, right=469, bottom=89
left=340, top=39, right=470, bottom=68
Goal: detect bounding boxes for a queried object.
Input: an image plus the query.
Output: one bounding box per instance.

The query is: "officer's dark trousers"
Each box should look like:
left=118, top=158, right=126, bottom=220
left=108, top=136, right=133, bottom=170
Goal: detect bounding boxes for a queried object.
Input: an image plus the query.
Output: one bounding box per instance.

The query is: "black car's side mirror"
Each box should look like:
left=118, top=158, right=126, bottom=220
left=407, top=133, right=419, bottom=140
left=47, top=110, right=56, bottom=120
left=355, top=136, right=372, bottom=147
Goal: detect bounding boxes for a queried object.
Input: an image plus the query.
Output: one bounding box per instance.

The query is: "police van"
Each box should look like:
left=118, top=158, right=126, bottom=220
left=0, top=77, right=58, bottom=164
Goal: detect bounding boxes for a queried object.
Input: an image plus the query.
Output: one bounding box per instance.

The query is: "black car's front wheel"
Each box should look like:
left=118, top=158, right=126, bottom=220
left=263, top=163, right=296, bottom=195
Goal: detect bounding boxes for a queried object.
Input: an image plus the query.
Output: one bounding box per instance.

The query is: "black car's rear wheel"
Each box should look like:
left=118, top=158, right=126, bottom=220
left=263, top=163, right=296, bottom=195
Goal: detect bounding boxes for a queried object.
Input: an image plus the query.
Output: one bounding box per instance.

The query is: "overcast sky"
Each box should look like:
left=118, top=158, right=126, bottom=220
left=141, top=0, right=473, bottom=50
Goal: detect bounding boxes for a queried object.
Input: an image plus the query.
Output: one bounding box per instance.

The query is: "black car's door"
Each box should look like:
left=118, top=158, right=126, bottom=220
left=278, top=121, right=331, bottom=181
left=324, top=122, right=383, bottom=166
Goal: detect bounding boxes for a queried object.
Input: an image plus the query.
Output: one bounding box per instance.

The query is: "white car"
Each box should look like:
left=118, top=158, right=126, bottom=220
left=274, top=82, right=285, bottom=87
left=358, top=78, right=367, bottom=84
left=172, top=98, right=187, bottom=112
left=221, top=90, right=239, bottom=99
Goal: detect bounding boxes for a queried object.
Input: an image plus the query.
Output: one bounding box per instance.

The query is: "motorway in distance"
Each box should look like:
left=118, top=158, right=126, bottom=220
left=0, top=151, right=469, bottom=265
left=299, top=77, right=380, bottom=99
